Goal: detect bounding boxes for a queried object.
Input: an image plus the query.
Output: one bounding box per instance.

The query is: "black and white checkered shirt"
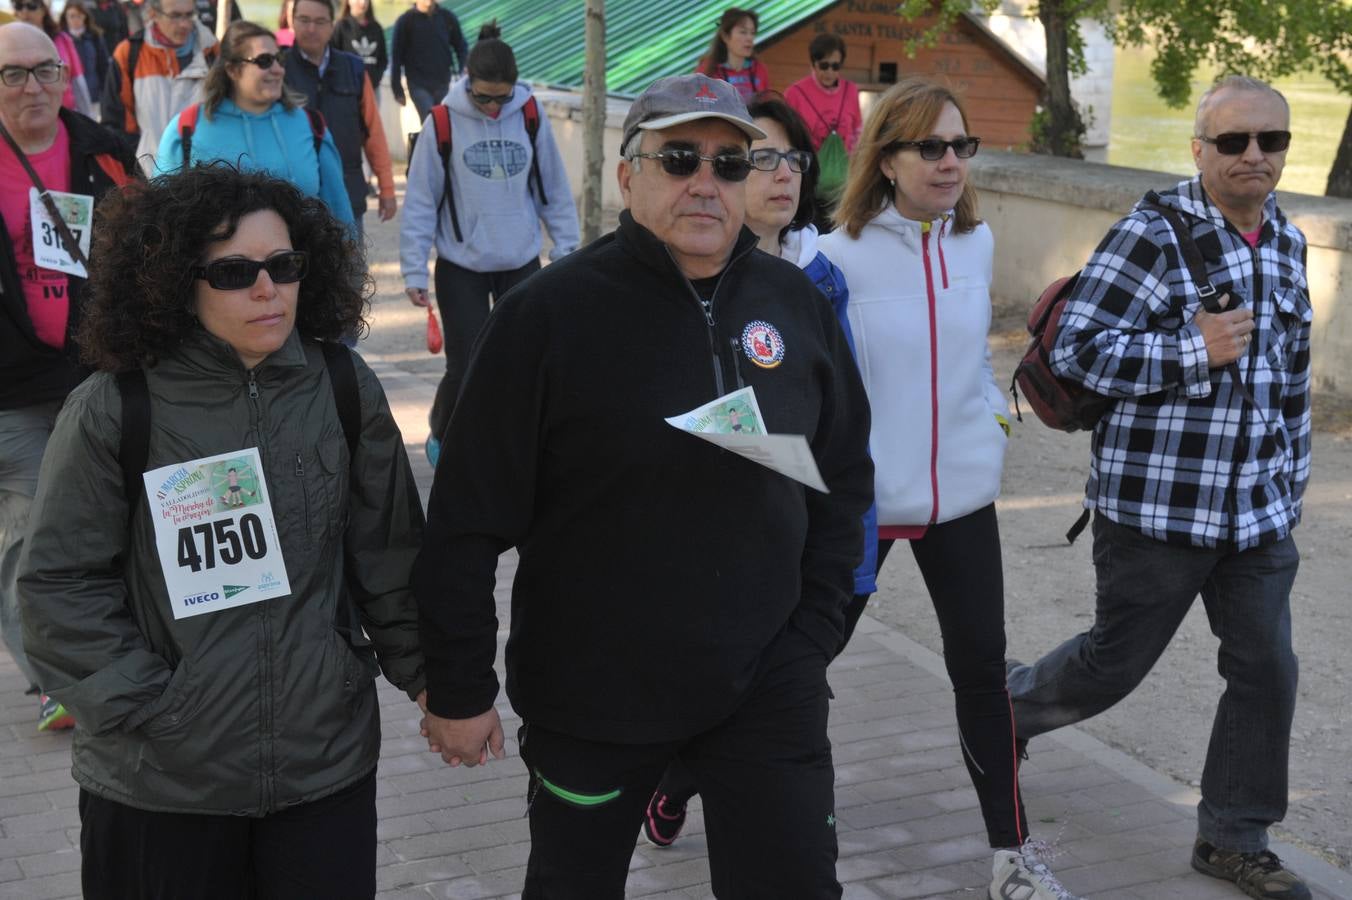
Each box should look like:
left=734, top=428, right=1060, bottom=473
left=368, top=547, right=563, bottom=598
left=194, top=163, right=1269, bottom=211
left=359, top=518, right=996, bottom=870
left=1051, top=177, right=1311, bottom=551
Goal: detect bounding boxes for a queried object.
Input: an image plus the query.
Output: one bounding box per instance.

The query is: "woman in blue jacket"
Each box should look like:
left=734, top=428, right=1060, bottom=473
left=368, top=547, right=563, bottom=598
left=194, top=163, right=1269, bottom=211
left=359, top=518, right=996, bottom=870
left=156, top=20, right=354, bottom=231
left=641, top=94, right=879, bottom=850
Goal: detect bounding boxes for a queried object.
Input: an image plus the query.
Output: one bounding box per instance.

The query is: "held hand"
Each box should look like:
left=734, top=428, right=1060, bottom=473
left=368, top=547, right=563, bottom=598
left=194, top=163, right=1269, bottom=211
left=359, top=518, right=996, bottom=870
left=406, top=287, right=430, bottom=307
left=378, top=196, right=398, bottom=221
left=1194, top=293, right=1255, bottom=368
left=421, top=707, right=506, bottom=767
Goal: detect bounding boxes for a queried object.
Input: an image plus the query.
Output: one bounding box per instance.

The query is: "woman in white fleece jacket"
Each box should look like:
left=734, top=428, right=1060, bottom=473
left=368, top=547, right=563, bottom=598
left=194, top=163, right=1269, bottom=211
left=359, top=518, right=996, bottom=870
left=821, top=78, right=1082, bottom=900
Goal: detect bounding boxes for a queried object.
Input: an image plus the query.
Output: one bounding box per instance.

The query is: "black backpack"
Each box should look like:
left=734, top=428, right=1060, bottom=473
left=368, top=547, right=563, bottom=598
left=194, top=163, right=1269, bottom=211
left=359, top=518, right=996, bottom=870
left=115, top=341, right=360, bottom=506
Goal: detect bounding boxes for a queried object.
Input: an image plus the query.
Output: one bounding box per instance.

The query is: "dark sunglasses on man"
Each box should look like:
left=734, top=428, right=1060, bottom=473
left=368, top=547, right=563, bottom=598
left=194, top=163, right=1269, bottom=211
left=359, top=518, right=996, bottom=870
left=192, top=251, right=309, bottom=291
left=630, top=149, right=754, bottom=182
left=11, top=1, right=43, bottom=11
left=888, top=137, right=981, bottom=161
left=1197, top=130, right=1291, bottom=155
left=814, top=60, right=841, bottom=71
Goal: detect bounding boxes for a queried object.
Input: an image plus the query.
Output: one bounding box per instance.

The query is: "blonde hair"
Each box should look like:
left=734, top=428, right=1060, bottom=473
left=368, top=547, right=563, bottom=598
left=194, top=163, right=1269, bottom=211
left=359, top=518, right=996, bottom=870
left=833, top=76, right=980, bottom=238
left=202, top=20, right=305, bottom=118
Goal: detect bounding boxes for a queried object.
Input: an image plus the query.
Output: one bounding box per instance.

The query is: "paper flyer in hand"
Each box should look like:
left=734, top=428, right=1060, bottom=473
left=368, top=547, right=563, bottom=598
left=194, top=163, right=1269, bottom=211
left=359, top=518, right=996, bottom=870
left=665, top=386, right=829, bottom=493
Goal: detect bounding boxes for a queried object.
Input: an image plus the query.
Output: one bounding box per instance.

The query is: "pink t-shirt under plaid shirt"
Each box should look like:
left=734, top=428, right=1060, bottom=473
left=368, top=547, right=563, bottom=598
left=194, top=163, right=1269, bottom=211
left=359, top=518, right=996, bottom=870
left=0, top=121, right=71, bottom=349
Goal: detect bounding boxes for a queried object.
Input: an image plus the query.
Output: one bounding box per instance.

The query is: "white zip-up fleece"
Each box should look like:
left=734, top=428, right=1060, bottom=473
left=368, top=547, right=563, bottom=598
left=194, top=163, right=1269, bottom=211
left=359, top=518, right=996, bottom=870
left=821, top=204, right=1008, bottom=526
left=399, top=78, right=580, bottom=288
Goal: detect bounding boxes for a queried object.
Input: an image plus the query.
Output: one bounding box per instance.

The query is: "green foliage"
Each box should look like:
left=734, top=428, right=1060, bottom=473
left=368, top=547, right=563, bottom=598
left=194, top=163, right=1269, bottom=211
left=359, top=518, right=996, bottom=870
left=1113, top=0, right=1352, bottom=106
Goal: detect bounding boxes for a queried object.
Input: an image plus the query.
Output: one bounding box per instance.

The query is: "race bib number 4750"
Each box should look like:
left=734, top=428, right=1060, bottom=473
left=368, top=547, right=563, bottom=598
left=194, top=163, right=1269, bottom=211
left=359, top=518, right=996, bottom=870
left=143, top=448, right=291, bottom=620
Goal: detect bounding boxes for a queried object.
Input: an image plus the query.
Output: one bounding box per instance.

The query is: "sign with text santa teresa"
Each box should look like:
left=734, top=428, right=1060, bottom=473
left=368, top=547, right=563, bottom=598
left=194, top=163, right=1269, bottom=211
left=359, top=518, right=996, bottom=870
left=143, top=447, right=291, bottom=620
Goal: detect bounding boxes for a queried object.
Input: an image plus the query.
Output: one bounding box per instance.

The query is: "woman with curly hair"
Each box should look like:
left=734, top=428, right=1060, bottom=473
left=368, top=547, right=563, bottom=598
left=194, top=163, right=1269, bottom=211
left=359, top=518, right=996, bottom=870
left=155, top=20, right=354, bottom=229
left=17, top=165, right=425, bottom=899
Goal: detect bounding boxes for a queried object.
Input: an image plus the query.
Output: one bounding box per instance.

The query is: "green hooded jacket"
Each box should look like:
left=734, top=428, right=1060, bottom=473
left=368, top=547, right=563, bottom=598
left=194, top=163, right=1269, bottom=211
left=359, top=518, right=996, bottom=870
left=18, top=328, right=425, bottom=815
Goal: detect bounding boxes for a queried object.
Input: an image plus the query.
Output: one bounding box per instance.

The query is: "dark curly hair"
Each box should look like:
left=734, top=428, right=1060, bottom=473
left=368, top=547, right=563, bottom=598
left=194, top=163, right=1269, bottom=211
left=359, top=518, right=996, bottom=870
left=79, top=163, right=370, bottom=372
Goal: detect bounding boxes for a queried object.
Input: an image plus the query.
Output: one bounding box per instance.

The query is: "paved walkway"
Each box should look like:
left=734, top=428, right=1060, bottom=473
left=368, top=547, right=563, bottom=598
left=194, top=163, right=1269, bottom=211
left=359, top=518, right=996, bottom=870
left=2, top=348, right=1349, bottom=900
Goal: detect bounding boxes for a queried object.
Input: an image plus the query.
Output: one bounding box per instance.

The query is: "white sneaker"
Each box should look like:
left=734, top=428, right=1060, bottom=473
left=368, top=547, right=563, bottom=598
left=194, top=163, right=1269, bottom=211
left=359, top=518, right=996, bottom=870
left=990, top=839, right=1083, bottom=899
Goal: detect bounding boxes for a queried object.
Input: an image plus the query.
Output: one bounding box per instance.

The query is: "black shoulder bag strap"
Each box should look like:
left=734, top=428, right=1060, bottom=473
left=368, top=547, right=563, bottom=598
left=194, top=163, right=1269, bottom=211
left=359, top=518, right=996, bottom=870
left=117, top=368, right=151, bottom=506
left=117, top=342, right=362, bottom=513
left=0, top=120, right=90, bottom=270
left=1147, top=200, right=1260, bottom=411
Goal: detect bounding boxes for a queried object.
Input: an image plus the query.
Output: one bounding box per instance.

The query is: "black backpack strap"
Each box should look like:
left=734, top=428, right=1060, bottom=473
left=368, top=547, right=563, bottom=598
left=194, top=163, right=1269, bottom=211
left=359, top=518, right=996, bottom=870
left=1145, top=198, right=1260, bottom=411
left=125, top=34, right=142, bottom=96
left=320, top=340, right=361, bottom=458
left=116, top=368, right=150, bottom=508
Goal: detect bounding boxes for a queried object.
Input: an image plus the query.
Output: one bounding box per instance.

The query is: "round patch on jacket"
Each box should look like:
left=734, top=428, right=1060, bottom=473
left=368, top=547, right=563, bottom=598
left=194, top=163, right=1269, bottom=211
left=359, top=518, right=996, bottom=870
left=741, top=320, right=785, bottom=369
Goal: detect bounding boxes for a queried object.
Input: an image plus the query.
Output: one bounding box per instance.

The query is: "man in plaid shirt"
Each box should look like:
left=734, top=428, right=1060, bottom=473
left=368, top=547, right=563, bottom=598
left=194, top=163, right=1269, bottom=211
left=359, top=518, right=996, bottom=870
left=1007, top=76, right=1313, bottom=900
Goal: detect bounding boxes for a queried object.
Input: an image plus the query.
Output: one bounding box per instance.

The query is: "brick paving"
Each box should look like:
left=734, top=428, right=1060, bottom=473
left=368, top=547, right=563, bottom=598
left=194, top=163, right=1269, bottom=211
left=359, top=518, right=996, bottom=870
left=1, top=350, right=1349, bottom=900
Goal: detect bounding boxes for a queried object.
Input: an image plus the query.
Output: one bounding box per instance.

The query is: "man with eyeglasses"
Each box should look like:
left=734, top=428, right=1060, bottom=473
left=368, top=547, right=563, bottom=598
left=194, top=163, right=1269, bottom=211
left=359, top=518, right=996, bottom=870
left=100, top=0, right=217, bottom=173
left=413, top=73, right=872, bottom=896
left=0, top=23, right=136, bottom=732
left=1007, top=74, right=1313, bottom=900
left=282, top=0, right=395, bottom=234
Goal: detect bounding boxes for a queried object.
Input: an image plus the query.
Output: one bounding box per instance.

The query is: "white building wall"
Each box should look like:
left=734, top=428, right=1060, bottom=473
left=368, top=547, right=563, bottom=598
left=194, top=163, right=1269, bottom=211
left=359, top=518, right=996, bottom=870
left=976, top=1, right=1115, bottom=160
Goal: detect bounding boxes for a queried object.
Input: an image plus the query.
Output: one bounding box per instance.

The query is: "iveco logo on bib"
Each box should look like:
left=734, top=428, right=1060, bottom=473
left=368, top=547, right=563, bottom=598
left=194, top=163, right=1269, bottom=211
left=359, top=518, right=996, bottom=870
left=182, top=591, right=221, bottom=608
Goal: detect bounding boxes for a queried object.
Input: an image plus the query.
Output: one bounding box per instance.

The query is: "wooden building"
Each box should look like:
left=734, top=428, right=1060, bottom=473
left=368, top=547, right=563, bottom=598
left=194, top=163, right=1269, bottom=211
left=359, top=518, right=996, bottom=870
left=756, top=3, right=1045, bottom=150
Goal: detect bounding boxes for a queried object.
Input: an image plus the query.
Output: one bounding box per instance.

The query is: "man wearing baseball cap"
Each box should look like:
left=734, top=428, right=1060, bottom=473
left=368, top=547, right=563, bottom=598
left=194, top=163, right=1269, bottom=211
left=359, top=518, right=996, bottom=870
left=414, top=73, right=872, bottom=896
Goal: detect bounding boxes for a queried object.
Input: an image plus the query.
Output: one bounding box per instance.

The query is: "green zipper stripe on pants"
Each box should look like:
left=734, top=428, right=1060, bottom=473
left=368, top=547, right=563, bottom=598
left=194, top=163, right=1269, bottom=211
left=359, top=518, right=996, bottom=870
left=534, top=770, right=621, bottom=807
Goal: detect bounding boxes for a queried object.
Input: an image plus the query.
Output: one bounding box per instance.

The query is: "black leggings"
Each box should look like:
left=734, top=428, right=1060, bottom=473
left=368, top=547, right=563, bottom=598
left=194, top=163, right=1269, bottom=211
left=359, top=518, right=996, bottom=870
left=875, top=503, right=1027, bottom=848
left=657, top=505, right=1027, bottom=849
left=429, top=256, right=541, bottom=440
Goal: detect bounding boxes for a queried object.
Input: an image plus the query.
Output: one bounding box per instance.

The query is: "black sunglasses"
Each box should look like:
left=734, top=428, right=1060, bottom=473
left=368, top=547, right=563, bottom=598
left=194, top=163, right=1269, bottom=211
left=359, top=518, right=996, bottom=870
left=470, top=89, right=514, bottom=106
left=814, top=60, right=841, bottom=71
left=11, top=1, right=43, bottom=10
left=238, top=52, right=283, bottom=70
left=631, top=149, right=754, bottom=182
left=889, top=137, right=981, bottom=161
left=750, top=148, right=813, bottom=174
left=192, top=250, right=309, bottom=290
left=1198, top=130, right=1291, bottom=155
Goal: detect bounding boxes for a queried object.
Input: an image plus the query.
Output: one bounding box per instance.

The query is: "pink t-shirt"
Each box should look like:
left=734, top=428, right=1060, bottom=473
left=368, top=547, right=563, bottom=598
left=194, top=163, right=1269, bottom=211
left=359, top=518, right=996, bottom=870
left=1240, top=225, right=1262, bottom=248
left=52, top=31, right=85, bottom=111
left=0, top=122, right=72, bottom=349
left=785, top=75, right=862, bottom=152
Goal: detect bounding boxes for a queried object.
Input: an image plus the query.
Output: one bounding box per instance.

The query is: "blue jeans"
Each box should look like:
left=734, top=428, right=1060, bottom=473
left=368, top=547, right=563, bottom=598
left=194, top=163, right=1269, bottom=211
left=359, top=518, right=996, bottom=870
left=0, top=402, right=59, bottom=689
left=1007, top=513, right=1299, bottom=852
left=408, top=82, right=448, bottom=123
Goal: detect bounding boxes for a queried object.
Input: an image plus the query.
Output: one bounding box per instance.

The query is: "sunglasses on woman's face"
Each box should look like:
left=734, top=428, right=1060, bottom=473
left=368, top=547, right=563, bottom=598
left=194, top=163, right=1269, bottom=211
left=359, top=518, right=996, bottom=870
left=470, top=89, right=514, bottom=106
left=192, top=250, right=308, bottom=290
left=238, top=53, right=283, bottom=70
left=1197, top=130, right=1291, bottom=155
left=814, top=61, right=841, bottom=71
left=12, top=2, right=44, bottom=12
left=630, top=149, right=754, bottom=182
left=889, top=137, right=981, bottom=161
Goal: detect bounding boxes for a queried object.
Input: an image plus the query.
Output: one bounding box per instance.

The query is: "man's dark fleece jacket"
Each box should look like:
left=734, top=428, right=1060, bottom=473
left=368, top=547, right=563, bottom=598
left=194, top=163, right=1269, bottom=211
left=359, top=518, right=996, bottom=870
left=414, top=211, right=874, bottom=745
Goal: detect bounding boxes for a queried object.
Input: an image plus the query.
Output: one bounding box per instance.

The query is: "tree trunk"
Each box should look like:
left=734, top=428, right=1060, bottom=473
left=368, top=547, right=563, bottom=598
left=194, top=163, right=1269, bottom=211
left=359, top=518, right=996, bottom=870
left=1037, top=0, right=1084, bottom=158
left=581, top=0, right=607, bottom=243
left=1326, top=104, right=1352, bottom=197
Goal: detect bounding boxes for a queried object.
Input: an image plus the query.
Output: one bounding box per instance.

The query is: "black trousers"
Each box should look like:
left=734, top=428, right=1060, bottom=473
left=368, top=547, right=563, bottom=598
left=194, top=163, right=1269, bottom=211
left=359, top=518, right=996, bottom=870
left=520, top=626, right=841, bottom=899
left=429, top=256, right=541, bottom=439
left=874, top=504, right=1028, bottom=848
left=78, top=770, right=377, bottom=900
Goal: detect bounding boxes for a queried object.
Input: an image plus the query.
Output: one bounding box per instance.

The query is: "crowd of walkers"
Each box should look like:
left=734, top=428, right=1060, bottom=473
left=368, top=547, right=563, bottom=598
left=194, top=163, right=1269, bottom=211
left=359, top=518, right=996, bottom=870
left=0, top=2, right=1318, bottom=899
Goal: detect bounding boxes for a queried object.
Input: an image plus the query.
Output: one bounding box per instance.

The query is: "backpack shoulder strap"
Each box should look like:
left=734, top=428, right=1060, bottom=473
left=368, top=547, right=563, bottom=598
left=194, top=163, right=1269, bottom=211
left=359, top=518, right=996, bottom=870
left=125, top=34, right=142, bottom=87
left=93, top=151, right=135, bottom=187
left=116, top=368, right=151, bottom=508
left=320, top=341, right=360, bottom=458
left=178, top=102, right=200, bottom=168
left=522, top=95, right=547, bottom=206
left=303, top=106, right=326, bottom=155
left=429, top=103, right=464, bottom=241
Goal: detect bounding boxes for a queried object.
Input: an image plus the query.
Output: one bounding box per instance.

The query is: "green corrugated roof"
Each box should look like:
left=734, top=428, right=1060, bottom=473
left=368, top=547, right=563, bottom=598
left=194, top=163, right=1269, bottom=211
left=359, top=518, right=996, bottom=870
left=450, top=0, right=838, bottom=97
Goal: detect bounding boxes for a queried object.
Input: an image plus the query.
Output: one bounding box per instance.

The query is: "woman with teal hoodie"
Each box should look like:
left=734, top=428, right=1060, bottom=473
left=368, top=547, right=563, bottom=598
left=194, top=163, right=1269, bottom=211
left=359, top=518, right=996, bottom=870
left=156, top=20, right=354, bottom=231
